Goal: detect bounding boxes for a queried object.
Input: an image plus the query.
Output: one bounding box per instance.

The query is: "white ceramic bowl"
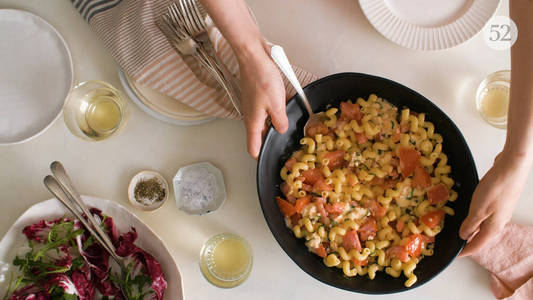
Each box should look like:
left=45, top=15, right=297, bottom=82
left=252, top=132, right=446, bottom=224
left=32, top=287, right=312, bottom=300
left=128, top=170, right=169, bottom=211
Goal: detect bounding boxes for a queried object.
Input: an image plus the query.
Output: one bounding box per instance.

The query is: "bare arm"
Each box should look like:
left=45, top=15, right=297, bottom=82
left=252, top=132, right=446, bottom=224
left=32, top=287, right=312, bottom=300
left=199, top=0, right=288, bottom=158
left=460, top=0, right=533, bottom=256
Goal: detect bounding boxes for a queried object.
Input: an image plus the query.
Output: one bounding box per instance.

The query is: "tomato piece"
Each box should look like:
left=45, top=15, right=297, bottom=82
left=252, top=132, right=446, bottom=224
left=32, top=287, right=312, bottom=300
left=358, top=218, right=378, bottom=241
left=301, top=183, right=312, bottom=192
left=363, top=199, right=387, bottom=218
left=301, top=168, right=324, bottom=185
left=290, top=213, right=301, bottom=227
left=386, top=245, right=409, bottom=262
left=420, top=209, right=445, bottom=228
left=396, top=220, right=405, bottom=232
left=276, top=197, right=296, bottom=217
left=324, top=150, right=346, bottom=169
left=306, top=123, right=330, bottom=138
left=325, top=202, right=345, bottom=214
left=280, top=182, right=296, bottom=204
left=340, top=102, right=363, bottom=122
left=413, top=164, right=431, bottom=189
left=427, top=184, right=449, bottom=204
left=405, top=234, right=423, bottom=258
left=284, top=157, right=297, bottom=171
left=352, top=258, right=368, bottom=266
left=355, top=132, right=368, bottom=144
left=398, top=147, right=421, bottom=177
left=312, top=178, right=333, bottom=194
left=315, top=244, right=328, bottom=258
left=295, top=195, right=312, bottom=213
left=343, top=229, right=362, bottom=251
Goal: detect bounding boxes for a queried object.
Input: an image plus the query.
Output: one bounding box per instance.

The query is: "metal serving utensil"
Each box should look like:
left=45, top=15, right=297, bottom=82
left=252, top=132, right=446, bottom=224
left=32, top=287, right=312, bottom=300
left=158, top=3, right=242, bottom=116
left=43, top=162, right=131, bottom=300
left=174, top=0, right=242, bottom=116
left=270, top=45, right=325, bottom=136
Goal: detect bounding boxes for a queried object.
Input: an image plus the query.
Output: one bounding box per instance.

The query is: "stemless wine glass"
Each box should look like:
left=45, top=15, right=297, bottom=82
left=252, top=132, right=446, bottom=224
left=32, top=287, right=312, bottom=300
left=63, top=80, right=129, bottom=141
left=475, top=70, right=510, bottom=129
left=199, top=233, right=253, bottom=288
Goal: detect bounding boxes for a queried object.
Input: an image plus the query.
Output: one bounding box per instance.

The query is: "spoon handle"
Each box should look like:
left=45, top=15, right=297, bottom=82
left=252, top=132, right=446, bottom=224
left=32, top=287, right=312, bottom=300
left=270, top=45, right=313, bottom=117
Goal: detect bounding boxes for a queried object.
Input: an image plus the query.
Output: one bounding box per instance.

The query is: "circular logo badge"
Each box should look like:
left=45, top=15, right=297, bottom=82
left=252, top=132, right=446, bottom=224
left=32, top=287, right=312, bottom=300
left=483, top=16, right=518, bottom=51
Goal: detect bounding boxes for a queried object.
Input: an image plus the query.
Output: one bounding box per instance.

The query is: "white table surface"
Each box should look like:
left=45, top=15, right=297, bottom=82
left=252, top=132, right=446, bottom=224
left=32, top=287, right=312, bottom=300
left=0, top=0, right=530, bottom=299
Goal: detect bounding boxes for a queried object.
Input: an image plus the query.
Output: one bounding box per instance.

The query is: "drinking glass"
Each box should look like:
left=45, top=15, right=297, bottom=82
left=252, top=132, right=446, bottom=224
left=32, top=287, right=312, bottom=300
left=475, top=70, right=510, bottom=129
left=63, top=80, right=129, bottom=141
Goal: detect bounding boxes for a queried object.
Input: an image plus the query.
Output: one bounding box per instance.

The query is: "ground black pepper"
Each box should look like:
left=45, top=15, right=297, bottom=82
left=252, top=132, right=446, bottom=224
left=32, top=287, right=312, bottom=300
left=134, top=178, right=166, bottom=205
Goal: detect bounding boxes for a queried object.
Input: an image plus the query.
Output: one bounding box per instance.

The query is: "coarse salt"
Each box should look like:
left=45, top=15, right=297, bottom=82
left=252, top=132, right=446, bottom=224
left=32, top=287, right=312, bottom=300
left=178, top=167, right=218, bottom=213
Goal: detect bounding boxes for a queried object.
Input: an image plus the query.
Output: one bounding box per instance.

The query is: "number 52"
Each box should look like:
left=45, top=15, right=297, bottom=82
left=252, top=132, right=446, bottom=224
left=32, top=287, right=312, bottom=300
left=490, top=24, right=512, bottom=42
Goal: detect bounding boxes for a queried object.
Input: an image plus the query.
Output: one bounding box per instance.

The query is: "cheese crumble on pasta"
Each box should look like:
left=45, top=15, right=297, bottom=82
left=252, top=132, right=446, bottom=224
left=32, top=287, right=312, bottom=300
left=276, top=94, right=457, bottom=287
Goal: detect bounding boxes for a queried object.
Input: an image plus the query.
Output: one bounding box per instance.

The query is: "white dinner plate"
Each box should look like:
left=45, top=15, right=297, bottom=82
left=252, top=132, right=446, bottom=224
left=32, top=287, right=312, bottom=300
left=118, top=69, right=216, bottom=126
left=0, top=196, right=184, bottom=300
left=359, top=0, right=501, bottom=51
left=0, top=9, right=73, bottom=144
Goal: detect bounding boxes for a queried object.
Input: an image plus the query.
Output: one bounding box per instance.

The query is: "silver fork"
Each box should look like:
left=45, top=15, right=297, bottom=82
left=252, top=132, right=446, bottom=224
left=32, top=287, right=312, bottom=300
left=158, top=4, right=241, bottom=116
left=174, top=0, right=242, bottom=116
left=43, top=162, right=131, bottom=300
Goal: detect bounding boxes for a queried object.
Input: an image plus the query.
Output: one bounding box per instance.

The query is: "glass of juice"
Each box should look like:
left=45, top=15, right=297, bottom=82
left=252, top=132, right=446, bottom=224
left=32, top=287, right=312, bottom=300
left=475, top=70, right=510, bottom=129
left=63, top=80, right=129, bottom=141
left=199, top=233, right=253, bottom=288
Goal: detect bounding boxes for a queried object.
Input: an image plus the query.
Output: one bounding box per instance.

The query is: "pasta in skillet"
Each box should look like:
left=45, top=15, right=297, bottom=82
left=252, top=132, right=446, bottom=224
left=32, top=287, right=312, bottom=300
left=276, top=94, right=457, bottom=287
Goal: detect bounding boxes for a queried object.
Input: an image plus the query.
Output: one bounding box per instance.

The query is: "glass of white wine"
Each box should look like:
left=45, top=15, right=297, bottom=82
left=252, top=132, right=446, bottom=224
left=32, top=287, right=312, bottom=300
left=199, top=233, right=253, bottom=288
left=63, top=80, right=129, bottom=141
left=476, top=70, right=510, bottom=129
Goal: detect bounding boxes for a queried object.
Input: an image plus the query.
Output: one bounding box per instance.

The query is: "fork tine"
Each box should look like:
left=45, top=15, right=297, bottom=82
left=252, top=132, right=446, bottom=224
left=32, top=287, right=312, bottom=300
left=189, top=0, right=207, bottom=30
left=184, top=0, right=204, bottom=33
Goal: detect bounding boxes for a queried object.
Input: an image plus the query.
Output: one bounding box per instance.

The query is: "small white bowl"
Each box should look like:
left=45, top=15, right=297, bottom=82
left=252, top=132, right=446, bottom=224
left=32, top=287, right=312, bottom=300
left=173, top=162, right=226, bottom=215
left=128, top=170, right=169, bottom=212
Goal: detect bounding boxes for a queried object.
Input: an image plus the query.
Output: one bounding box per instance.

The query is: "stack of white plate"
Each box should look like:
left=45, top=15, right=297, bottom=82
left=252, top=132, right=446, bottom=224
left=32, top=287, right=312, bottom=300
left=118, top=69, right=216, bottom=126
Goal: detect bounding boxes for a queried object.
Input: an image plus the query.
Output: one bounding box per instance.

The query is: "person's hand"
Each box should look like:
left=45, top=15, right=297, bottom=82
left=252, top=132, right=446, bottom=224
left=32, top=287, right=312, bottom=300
left=237, top=47, right=288, bottom=159
left=459, top=150, right=530, bottom=256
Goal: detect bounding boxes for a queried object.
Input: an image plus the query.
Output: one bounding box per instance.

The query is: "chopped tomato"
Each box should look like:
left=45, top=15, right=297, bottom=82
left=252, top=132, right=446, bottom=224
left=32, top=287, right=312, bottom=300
left=413, top=164, right=431, bottom=188
left=398, top=147, right=421, bottom=177
left=315, top=202, right=328, bottom=217
left=280, top=182, right=296, bottom=204
left=355, top=132, right=368, bottom=144
left=370, top=176, right=385, bottom=186
left=386, top=245, right=409, bottom=262
left=343, top=229, right=362, bottom=252
left=358, top=218, right=378, bottom=241
left=314, top=244, right=328, bottom=258
left=324, top=150, right=346, bottom=169
left=340, top=101, right=363, bottom=122
left=405, top=234, right=423, bottom=258
left=352, top=258, right=368, bottom=266
left=420, top=209, right=445, bottom=228
left=276, top=197, right=296, bottom=217
left=395, top=220, right=405, bottom=232
left=290, top=213, right=301, bottom=227
left=312, top=178, right=332, bottom=194
left=284, top=157, right=297, bottom=170
left=427, top=184, right=449, bottom=204
left=306, top=123, right=330, bottom=138
left=295, top=195, right=312, bottom=213
left=301, top=168, right=323, bottom=185
left=301, top=183, right=312, bottom=192
left=325, top=202, right=346, bottom=215
left=363, top=199, right=387, bottom=218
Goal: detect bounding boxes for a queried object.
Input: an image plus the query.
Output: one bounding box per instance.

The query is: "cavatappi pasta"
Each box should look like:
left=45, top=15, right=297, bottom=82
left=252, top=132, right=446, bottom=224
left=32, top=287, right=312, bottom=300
left=276, top=94, right=456, bottom=287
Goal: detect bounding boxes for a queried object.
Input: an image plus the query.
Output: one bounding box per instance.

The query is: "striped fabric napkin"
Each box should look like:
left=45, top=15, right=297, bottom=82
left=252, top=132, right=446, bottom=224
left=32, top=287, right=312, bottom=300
left=70, top=0, right=318, bottom=120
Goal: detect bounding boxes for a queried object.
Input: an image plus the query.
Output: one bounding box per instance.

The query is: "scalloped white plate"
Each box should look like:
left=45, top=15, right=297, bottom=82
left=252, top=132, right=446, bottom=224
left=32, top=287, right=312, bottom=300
left=359, top=0, right=501, bottom=51
left=0, top=196, right=184, bottom=300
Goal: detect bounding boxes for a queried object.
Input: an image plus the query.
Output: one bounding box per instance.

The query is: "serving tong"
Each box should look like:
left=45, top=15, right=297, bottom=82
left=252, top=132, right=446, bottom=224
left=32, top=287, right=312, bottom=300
left=157, top=0, right=242, bottom=116
left=43, top=161, right=131, bottom=300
